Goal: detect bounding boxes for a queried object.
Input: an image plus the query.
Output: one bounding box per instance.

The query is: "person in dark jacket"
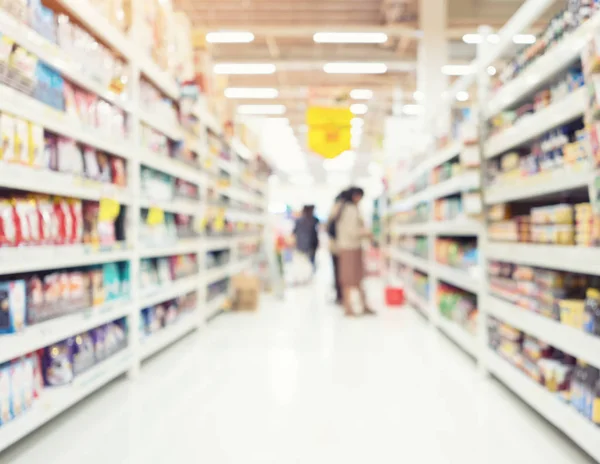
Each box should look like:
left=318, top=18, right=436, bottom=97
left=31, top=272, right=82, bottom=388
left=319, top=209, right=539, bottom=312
left=293, top=205, right=319, bottom=271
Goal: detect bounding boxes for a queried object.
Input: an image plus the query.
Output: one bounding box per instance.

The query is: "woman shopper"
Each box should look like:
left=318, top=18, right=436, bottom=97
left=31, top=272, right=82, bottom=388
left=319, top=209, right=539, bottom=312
left=293, top=205, right=319, bottom=273
left=327, top=191, right=346, bottom=304
left=336, top=187, right=375, bottom=317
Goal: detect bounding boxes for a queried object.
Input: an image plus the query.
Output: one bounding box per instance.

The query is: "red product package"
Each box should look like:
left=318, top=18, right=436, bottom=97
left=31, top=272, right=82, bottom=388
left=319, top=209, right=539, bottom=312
left=0, top=200, right=17, bottom=247
left=53, top=198, right=73, bottom=245
left=69, top=199, right=83, bottom=244
left=13, top=198, right=33, bottom=246
left=36, top=196, right=57, bottom=244
left=110, top=158, right=126, bottom=187
left=25, top=197, right=41, bottom=246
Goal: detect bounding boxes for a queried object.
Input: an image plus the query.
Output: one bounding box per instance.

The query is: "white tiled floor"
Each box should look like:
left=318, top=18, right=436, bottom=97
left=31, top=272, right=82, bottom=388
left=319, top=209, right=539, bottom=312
left=0, top=278, right=596, bottom=463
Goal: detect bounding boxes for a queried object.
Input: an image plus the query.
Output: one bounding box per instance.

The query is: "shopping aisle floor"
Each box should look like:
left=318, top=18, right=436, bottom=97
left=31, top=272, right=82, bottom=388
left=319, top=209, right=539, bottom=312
left=0, top=280, right=595, bottom=463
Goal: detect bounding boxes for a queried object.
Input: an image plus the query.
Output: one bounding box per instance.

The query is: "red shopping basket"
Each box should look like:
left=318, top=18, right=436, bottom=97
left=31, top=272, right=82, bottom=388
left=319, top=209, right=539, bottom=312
left=385, top=286, right=404, bottom=307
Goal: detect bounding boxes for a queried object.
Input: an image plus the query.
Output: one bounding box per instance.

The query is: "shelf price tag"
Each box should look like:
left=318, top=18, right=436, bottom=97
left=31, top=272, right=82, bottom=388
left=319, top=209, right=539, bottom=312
left=147, top=206, right=165, bottom=226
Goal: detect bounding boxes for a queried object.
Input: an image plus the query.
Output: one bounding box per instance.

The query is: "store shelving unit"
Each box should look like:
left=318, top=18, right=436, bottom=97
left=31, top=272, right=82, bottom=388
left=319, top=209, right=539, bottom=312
left=386, top=3, right=600, bottom=461
left=386, top=139, right=483, bottom=358
left=0, top=0, right=268, bottom=452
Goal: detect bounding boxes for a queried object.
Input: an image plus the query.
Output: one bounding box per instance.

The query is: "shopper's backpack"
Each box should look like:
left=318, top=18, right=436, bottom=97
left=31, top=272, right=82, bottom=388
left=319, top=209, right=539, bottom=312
left=327, top=204, right=344, bottom=239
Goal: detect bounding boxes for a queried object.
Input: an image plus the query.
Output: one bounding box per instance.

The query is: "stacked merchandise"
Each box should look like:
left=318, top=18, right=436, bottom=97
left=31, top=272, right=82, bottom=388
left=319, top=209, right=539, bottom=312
left=438, top=284, right=478, bottom=335
left=486, top=121, right=588, bottom=188
left=139, top=210, right=199, bottom=246
left=140, top=292, right=197, bottom=340
left=435, top=238, right=478, bottom=271
left=140, top=167, right=200, bottom=203
left=488, top=202, right=600, bottom=245
left=412, top=271, right=429, bottom=300
left=490, top=69, right=585, bottom=135
left=488, top=317, right=600, bottom=426
left=139, top=254, right=198, bottom=295
left=0, top=262, right=129, bottom=333
left=489, top=260, right=600, bottom=335
left=0, top=112, right=128, bottom=187
left=0, top=317, right=127, bottom=428
left=434, top=197, right=464, bottom=221
left=495, top=5, right=599, bottom=89
left=395, top=202, right=429, bottom=225
left=0, top=196, right=126, bottom=249
left=399, top=235, right=428, bottom=259
left=206, top=249, right=231, bottom=270
left=431, top=159, right=461, bottom=184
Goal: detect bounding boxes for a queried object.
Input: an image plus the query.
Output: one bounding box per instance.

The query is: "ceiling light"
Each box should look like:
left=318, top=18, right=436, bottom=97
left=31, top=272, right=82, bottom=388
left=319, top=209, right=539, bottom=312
left=350, top=89, right=373, bottom=100
left=462, top=33, right=482, bottom=44
left=456, top=91, right=469, bottom=102
left=462, top=33, right=499, bottom=44
left=402, top=104, right=423, bottom=115
left=350, top=103, right=368, bottom=115
left=214, top=63, right=276, bottom=75
left=413, top=90, right=424, bottom=101
left=324, top=62, right=387, bottom=74
left=351, top=118, right=364, bottom=127
left=351, top=126, right=362, bottom=136
left=313, top=32, right=388, bottom=44
left=441, top=64, right=473, bottom=76
left=206, top=31, right=254, bottom=43
left=237, top=104, right=286, bottom=115
left=513, top=34, right=536, bottom=44
left=487, top=65, right=497, bottom=76
left=224, top=87, right=279, bottom=99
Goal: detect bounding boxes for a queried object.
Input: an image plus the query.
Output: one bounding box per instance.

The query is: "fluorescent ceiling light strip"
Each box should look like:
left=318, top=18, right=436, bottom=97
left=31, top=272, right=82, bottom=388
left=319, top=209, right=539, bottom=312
left=350, top=89, right=373, bottom=100
left=350, top=103, right=368, bottom=115
left=313, top=32, right=388, bottom=44
left=351, top=118, right=364, bottom=127
left=224, top=87, right=279, bottom=98
left=206, top=31, right=254, bottom=43
left=214, top=63, right=276, bottom=75
left=324, top=62, right=387, bottom=74
left=237, top=104, right=286, bottom=115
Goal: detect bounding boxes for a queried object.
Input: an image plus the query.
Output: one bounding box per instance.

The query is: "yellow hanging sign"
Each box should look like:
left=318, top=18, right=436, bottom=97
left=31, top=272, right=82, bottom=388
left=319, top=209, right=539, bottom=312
left=306, top=107, right=353, bottom=159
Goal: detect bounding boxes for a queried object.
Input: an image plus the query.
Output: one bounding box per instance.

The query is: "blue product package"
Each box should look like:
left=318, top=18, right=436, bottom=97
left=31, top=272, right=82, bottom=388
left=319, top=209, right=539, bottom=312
left=0, top=280, right=26, bottom=334
left=43, top=340, right=74, bottom=386
left=0, top=364, right=12, bottom=425
left=103, top=263, right=120, bottom=302
left=117, top=261, right=130, bottom=298
left=72, top=332, right=96, bottom=376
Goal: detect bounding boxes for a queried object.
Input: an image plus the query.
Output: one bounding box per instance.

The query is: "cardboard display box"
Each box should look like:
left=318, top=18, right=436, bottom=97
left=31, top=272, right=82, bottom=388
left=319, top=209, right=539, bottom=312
left=231, top=274, right=260, bottom=311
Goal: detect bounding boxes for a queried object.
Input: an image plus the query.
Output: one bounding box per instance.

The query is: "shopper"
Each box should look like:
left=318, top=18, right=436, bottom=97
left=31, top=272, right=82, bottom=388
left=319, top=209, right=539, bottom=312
left=293, top=205, right=319, bottom=272
left=336, top=187, right=375, bottom=317
left=327, top=190, right=346, bottom=304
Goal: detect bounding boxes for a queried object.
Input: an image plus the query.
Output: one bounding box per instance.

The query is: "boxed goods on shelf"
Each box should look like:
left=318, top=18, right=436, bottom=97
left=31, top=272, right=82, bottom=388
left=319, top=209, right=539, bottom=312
left=435, top=238, right=478, bottom=271
left=0, top=315, right=127, bottom=428
left=139, top=254, right=197, bottom=295
left=0, top=261, right=129, bottom=332
left=488, top=316, right=600, bottom=425
left=488, top=260, right=600, bottom=336
left=438, top=283, right=478, bottom=335
left=140, top=291, right=197, bottom=339
left=487, top=201, right=600, bottom=246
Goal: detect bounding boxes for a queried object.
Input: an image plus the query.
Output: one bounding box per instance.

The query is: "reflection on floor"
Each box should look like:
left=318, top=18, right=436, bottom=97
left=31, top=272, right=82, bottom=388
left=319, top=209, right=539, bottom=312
left=0, top=278, right=595, bottom=463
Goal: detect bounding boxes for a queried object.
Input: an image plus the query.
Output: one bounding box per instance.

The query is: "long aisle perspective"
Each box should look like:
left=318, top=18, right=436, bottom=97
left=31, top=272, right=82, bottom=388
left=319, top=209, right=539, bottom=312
left=0, top=278, right=594, bottom=464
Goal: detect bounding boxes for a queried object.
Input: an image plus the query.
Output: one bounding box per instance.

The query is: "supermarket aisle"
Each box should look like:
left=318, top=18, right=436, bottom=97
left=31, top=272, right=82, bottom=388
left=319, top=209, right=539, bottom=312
left=0, top=281, right=595, bottom=463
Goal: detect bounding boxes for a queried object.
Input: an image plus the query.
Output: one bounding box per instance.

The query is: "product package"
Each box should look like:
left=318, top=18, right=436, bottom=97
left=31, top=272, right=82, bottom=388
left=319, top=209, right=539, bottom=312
left=0, top=280, right=26, bottom=334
